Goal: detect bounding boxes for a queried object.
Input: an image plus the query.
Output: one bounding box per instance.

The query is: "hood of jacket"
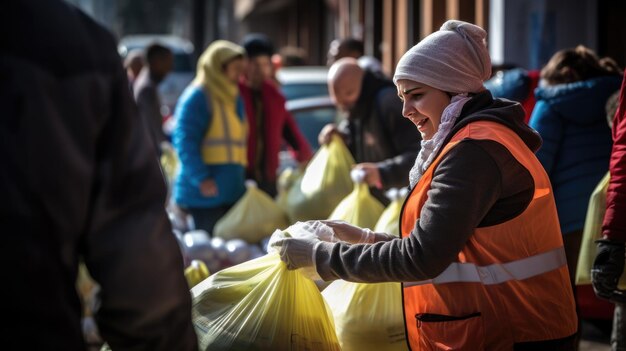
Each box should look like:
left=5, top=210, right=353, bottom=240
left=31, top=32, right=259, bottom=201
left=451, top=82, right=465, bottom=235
left=448, top=90, right=542, bottom=152
left=534, top=76, right=622, bottom=126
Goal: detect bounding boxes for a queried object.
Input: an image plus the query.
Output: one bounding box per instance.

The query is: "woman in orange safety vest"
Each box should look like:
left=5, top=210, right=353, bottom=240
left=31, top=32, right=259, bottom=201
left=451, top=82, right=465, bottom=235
left=273, top=20, right=578, bottom=350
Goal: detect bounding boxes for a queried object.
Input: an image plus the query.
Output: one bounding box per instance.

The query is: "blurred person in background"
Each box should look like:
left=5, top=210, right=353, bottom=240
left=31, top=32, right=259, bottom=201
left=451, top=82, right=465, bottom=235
left=172, top=40, right=247, bottom=235
left=124, top=48, right=144, bottom=93
left=327, top=37, right=383, bottom=74
left=484, top=65, right=540, bottom=123
left=0, top=1, right=197, bottom=350
left=530, top=45, right=623, bottom=294
left=318, top=57, right=421, bottom=204
left=592, top=71, right=626, bottom=350
left=274, top=46, right=308, bottom=68
left=238, top=33, right=313, bottom=197
left=134, top=43, right=174, bottom=152
left=274, top=20, right=578, bottom=350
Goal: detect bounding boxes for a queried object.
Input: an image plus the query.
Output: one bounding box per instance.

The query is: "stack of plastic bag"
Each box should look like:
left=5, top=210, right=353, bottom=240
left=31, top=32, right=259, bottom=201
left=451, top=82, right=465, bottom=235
left=191, top=223, right=341, bottom=351
left=374, top=188, right=409, bottom=236
left=576, top=172, right=626, bottom=288
left=283, top=135, right=354, bottom=222
left=214, top=180, right=290, bottom=243
left=324, top=172, right=407, bottom=351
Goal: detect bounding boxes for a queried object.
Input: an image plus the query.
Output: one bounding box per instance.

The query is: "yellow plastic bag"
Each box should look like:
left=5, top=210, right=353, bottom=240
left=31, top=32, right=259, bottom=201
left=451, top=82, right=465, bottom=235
left=284, top=135, right=354, bottom=222
left=328, top=182, right=384, bottom=229
left=214, top=181, right=290, bottom=243
left=275, top=167, right=303, bottom=211
left=325, top=180, right=406, bottom=350
left=374, top=188, right=408, bottom=235
left=185, top=260, right=210, bottom=288
left=322, top=280, right=406, bottom=351
left=160, top=142, right=179, bottom=185
left=576, top=172, right=626, bottom=288
left=191, top=252, right=340, bottom=351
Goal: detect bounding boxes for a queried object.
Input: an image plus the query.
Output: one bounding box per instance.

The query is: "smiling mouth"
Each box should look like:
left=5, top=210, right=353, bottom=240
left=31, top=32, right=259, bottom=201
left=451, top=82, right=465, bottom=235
left=415, top=117, right=429, bottom=128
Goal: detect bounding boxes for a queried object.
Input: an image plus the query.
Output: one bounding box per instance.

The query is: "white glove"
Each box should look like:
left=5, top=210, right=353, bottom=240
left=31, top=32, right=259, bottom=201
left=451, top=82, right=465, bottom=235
left=320, top=220, right=377, bottom=244
left=271, top=237, right=323, bottom=280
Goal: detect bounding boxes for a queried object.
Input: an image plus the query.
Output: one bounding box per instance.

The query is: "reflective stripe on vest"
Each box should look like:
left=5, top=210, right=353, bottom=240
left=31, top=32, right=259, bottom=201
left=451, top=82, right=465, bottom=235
left=201, top=94, right=247, bottom=166
left=403, top=246, right=566, bottom=287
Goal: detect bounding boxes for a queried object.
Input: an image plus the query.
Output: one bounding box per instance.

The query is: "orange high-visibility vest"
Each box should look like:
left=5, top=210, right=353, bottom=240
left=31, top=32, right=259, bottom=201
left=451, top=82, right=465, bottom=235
left=400, top=121, right=577, bottom=350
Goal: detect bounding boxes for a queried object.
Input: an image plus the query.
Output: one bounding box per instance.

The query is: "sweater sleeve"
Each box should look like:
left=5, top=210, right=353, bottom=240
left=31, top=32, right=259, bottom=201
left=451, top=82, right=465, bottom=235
left=172, top=87, right=211, bottom=186
left=314, top=140, right=534, bottom=282
left=603, top=73, right=626, bottom=242
left=529, top=100, right=562, bottom=174
left=87, top=54, right=198, bottom=351
left=375, top=89, right=421, bottom=188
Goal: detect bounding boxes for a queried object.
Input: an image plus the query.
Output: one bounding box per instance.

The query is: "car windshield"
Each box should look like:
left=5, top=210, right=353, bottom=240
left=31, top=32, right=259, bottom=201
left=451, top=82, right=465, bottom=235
left=280, top=83, right=328, bottom=101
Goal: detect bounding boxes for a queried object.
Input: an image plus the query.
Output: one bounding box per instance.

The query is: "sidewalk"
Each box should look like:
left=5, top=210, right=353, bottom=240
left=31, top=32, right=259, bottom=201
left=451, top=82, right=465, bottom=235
left=580, top=319, right=611, bottom=351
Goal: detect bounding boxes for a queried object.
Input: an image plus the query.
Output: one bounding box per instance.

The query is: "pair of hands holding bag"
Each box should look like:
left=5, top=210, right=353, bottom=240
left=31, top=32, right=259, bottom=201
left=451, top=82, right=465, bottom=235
left=271, top=220, right=394, bottom=271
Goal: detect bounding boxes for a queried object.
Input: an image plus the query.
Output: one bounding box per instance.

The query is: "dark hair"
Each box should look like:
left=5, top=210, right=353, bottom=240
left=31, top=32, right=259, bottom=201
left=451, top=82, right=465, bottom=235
left=145, top=43, right=172, bottom=65
left=241, top=33, right=274, bottom=58
left=338, top=38, right=364, bottom=55
left=541, top=45, right=622, bottom=85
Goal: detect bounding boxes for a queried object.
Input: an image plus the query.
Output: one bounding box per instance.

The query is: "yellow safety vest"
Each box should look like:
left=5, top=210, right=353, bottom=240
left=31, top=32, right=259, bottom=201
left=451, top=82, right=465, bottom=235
left=201, top=91, right=248, bottom=166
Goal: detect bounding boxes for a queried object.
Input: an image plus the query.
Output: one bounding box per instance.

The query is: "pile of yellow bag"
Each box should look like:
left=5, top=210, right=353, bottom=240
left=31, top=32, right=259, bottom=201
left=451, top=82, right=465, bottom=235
left=324, top=181, right=407, bottom=351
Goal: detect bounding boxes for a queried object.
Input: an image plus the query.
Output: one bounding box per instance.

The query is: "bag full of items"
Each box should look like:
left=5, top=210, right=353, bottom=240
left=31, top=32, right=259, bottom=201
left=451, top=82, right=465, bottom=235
left=283, top=135, right=354, bottom=222
left=324, top=170, right=406, bottom=350
left=328, top=169, right=384, bottom=228
left=214, top=180, right=290, bottom=244
left=374, top=188, right=409, bottom=236
left=191, top=223, right=340, bottom=351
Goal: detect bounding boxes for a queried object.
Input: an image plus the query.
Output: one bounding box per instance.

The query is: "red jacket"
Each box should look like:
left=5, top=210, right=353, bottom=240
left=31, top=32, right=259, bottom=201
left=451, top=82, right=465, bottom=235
left=239, top=80, right=313, bottom=182
left=603, top=71, right=626, bottom=241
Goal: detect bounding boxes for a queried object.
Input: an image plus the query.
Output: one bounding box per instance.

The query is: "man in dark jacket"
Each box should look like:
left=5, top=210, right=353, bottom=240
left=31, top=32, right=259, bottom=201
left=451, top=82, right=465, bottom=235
left=0, top=1, right=197, bottom=350
left=319, top=58, right=421, bottom=203
left=134, top=43, right=174, bottom=151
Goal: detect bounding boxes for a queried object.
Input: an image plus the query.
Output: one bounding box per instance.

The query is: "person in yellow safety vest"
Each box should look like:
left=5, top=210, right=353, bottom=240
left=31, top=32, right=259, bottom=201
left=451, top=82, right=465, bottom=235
left=272, top=20, right=579, bottom=350
left=173, top=40, right=248, bottom=235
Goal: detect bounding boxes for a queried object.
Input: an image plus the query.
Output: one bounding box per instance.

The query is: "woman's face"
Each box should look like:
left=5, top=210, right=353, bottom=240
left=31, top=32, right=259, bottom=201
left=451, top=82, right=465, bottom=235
left=397, top=79, right=451, bottom=140
left=223, top=58, right=245, bottom=84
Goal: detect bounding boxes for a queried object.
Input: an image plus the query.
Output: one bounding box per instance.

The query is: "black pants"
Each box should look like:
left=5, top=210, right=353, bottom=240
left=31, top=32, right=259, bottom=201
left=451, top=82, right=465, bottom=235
left=185, top=205, right=232, bottom=236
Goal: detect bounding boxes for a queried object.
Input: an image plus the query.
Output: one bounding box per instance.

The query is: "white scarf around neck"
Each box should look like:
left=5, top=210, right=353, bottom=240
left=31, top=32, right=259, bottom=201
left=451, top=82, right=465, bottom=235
left=409, top=94, right=472, bottom=188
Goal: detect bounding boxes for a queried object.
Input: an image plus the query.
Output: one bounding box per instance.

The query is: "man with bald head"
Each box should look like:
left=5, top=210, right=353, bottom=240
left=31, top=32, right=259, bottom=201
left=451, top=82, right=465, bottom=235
left=319, top=58, right=421, bottom=203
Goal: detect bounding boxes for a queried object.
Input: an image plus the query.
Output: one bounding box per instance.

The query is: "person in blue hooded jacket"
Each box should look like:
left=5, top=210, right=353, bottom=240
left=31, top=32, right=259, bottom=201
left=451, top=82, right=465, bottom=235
left=530, top=45, right=623, bottom=287
left=172, top=40, right=248, bottom=235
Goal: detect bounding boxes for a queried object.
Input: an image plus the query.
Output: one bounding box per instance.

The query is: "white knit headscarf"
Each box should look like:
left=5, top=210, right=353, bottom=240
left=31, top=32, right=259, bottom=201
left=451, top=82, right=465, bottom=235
left=393, top=20, right=492, bottom=188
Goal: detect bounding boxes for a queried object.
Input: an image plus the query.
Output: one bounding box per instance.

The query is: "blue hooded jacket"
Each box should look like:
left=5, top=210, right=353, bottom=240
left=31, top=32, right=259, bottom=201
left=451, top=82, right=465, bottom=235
left=530, top=75, right=622, bottom=234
